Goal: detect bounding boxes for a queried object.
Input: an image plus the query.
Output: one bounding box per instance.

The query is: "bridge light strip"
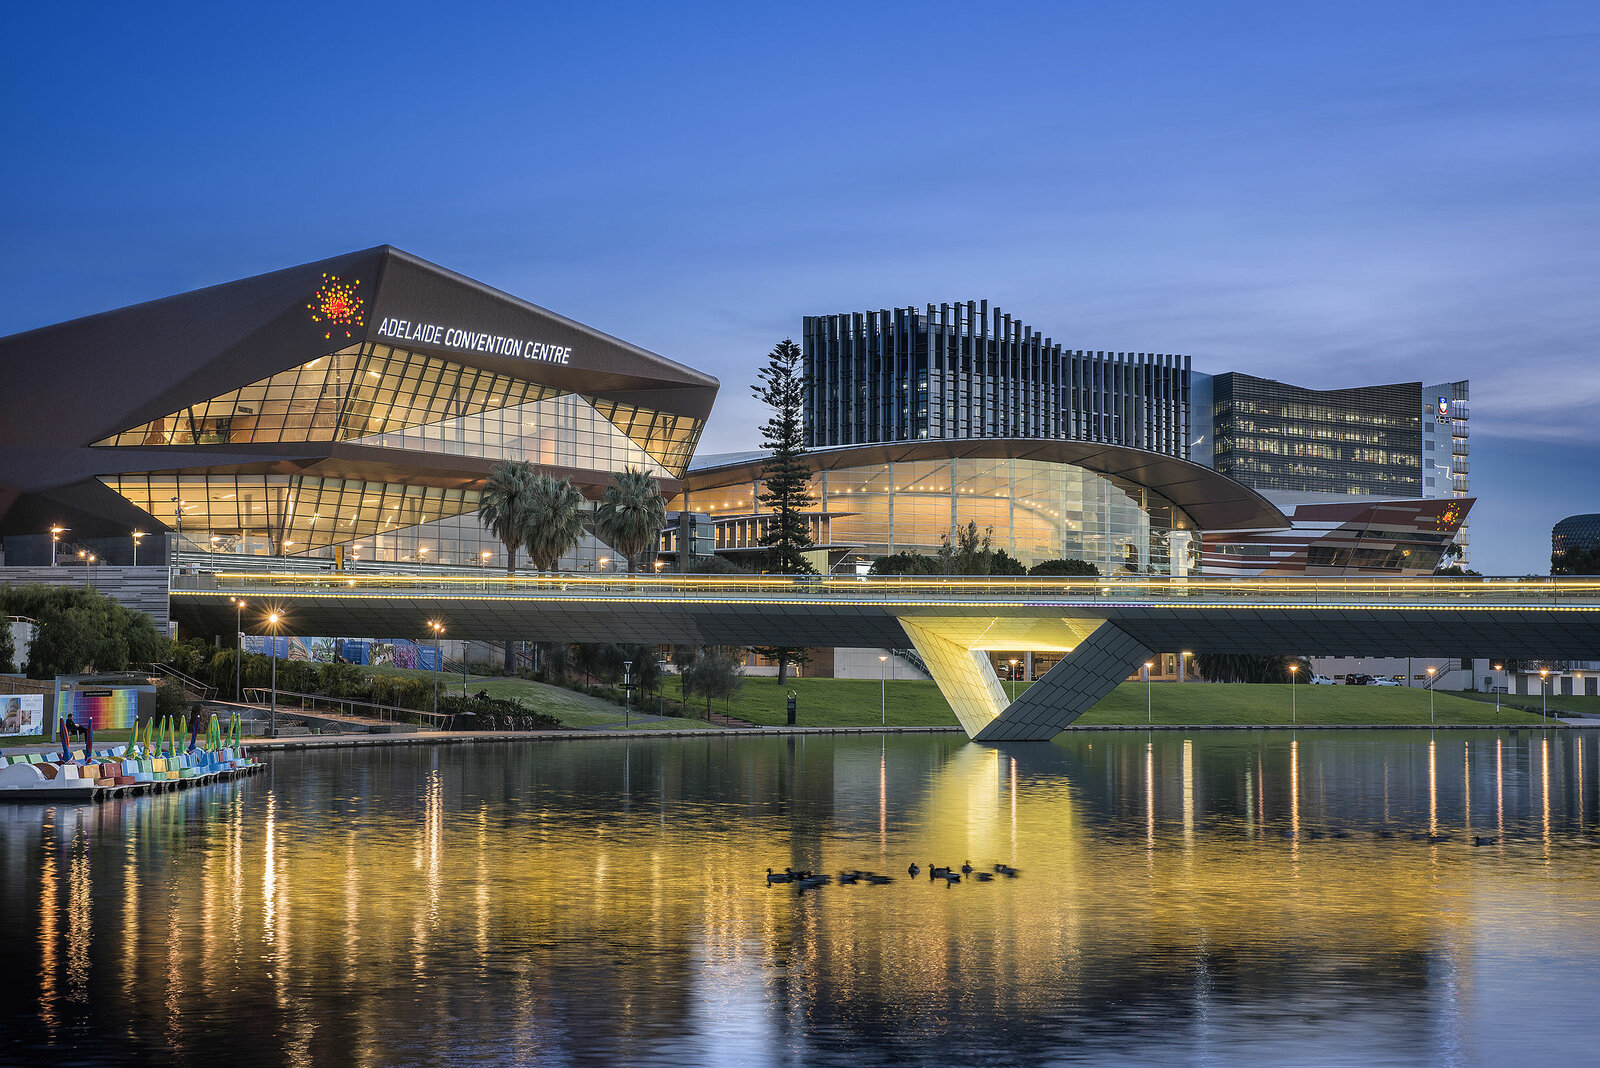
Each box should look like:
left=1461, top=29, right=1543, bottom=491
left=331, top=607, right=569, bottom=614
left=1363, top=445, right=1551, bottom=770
left=205, top=571, right=1600, bottom=597
left=174, top=589, right=1600, bottom=613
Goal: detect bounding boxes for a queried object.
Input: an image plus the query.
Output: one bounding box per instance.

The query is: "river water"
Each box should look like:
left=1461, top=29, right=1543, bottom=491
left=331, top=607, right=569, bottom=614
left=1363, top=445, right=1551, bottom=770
left=4, top=729, right=1599, bottom=1066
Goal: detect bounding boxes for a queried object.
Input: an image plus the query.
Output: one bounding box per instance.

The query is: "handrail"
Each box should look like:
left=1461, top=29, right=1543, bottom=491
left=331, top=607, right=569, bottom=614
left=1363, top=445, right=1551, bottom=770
left=241, top=688, right=455, bottom=728
left=171, top=570, right=1600, bottom=607
left=150, top=662, right=218, bottom=700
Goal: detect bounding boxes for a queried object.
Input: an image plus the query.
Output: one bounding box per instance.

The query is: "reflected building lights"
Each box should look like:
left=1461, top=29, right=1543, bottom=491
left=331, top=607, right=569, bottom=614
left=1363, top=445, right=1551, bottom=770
left=1182, top=739, right=1195, bottom=847
left=1290, top=739, right=1300, bottom=854
left=1428, top=739, right=1438, bottom=838
left=1542, top=738, right=1551, bottom=855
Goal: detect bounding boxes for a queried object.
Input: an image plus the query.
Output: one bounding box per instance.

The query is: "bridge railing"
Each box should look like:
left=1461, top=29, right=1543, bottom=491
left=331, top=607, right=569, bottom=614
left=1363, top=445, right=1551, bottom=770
left=169, top=571, right=1600, bottom=605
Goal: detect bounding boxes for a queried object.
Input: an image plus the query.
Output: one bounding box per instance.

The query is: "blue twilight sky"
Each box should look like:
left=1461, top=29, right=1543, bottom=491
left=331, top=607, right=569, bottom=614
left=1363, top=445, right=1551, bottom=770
left=3, top=2, right=1597, bottom=574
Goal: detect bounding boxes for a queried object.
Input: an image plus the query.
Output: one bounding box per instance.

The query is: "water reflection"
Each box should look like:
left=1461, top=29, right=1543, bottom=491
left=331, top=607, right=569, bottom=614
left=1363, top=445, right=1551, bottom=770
left=3, top=730, right=1599, bottom=1065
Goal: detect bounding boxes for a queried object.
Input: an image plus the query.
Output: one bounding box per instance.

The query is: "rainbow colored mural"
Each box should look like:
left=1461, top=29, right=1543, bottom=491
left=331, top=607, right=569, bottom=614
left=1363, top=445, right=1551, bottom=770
left=54, top=685, right=150, bottom=732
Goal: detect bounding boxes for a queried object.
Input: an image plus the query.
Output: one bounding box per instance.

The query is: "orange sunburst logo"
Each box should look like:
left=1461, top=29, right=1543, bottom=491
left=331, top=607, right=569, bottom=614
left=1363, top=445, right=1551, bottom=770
left=307, top=273, right=365, bottom=339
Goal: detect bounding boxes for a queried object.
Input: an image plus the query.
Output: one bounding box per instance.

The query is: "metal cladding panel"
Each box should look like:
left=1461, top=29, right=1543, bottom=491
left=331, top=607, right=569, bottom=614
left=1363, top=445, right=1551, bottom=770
left=366, top=250, right=717, bottom=415
left=0, top=246, right=717, bottom=537
left=0, top=248, right=388, bottom=450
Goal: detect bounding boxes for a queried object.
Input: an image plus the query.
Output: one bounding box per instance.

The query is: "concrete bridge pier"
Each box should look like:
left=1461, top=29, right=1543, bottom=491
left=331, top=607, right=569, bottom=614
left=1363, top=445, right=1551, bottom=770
left=897, top=615, right=1152, bottom=742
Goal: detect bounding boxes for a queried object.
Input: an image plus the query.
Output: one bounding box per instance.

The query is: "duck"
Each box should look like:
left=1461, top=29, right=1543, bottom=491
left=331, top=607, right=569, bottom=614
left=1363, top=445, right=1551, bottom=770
left=907, top=863, right=921, bottom=878
left=766, top=867, right=794, bottom=884
left=973, top=871, right=994, bottom=882
left=866, top=874, right=893, bottom=885
left=838, top=870, right=861, bottom=885
left=994, top=864, right=1019, bottom=878
left=941, top=872, right=961, bottom=885
left=796, top=874, right=832, bottom=892
left=961, top=861, right=973, bottom=874
left=1472, top=835, right=1500, bottom=846
left=929, top=865, right=950, bottom=879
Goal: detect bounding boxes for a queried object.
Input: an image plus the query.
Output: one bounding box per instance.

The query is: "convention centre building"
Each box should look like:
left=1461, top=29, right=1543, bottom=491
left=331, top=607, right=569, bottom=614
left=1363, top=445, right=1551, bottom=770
left=0, top=247, right=718, bottom=568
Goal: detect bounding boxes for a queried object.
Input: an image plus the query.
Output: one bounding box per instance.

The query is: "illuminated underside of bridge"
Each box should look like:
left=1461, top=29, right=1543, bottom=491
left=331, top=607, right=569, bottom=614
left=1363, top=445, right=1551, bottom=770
left=170, top=575, right=1600, bottom=743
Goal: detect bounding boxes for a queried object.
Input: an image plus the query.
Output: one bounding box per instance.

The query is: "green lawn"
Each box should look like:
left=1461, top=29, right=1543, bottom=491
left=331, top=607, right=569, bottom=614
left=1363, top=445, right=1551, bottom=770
left=1454, top=689, right=1600, bottom=717
left=717, top=677, right=1551, bottom=728
left=358, top=667, right=711, bottom=730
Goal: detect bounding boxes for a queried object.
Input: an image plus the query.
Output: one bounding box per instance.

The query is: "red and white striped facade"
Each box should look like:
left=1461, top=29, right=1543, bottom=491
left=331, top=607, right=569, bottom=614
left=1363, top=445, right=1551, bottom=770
left=1201, top=497, right=1473, bottom=577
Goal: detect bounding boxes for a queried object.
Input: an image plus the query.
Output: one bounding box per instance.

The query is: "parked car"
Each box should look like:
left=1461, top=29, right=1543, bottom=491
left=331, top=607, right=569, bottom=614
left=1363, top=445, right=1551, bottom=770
left=1309, top=674, right=1336, bottom=685
left=1370, top=676, right=1402, bottom=686
left=1345, top=674, right=1373, bottom=685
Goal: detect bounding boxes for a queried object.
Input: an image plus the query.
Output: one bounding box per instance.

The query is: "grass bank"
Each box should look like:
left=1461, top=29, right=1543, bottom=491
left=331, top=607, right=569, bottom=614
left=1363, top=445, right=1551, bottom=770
left=718, top=677, right=1551, bottom=728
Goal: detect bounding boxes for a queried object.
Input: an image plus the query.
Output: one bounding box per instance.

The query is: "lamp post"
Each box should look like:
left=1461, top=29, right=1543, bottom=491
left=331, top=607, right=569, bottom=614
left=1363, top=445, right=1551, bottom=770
left=427, top=620, right=444, bottom=718
left=50, top=525, right=67, bottom=566
left=623, top=659, right=633, bottom=729
left=1493, top=663, right=1503, bottom=722
left=131, top=529, right=144, bottom=567
left=879, top=654, right=889, bottom=726
left=658, top=659, right=668, bottom=717
left=1145, top=661, right=1154, bottom=724
left=1288, top=663, right=1298, bottom=724
left=230, top=598, right=246, bottom=700
left=265, top=610, right=283, bottom=738
left=1540, top=667, right=1549, bottom=723
left=1426, top=665, right=1436, bottom=724
left=1008, top=658, right=1019, bottom=702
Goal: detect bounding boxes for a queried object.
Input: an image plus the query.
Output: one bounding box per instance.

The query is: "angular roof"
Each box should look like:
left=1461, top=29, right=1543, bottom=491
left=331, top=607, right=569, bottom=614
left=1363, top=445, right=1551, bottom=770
left=0, top=247, right=719, bottom=539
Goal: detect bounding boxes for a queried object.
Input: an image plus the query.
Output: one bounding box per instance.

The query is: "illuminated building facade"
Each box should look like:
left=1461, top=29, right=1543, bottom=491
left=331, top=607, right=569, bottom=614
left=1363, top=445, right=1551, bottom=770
left=1206, top=373, right=1423, bottom=496
left=677, top=440, right=1284, bottom=576
left=0, top=247, right=717, bottom=566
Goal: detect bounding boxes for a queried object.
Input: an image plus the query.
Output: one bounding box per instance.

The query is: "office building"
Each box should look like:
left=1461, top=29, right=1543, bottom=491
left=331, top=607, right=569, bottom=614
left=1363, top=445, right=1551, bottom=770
left=802, top=302, right=1189, bottom=458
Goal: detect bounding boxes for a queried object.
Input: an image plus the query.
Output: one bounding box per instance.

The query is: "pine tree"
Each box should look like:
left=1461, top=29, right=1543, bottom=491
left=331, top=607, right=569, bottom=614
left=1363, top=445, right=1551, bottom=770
left=752, top=339, right=816, bottom=575
left=751, top=338, right=816, bottom=683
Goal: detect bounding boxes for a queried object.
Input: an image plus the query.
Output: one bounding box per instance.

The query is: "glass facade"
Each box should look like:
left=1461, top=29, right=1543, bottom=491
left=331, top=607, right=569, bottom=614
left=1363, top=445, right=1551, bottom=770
left=685, top=456, right=1196, bottom=575
left=1211, top=373, right=1422, bottom=496
left=94, top=342, right=702, bottom=478
left=803, top=302, right=1190, bottom=459
left=92, top=342, right=707, bottom=564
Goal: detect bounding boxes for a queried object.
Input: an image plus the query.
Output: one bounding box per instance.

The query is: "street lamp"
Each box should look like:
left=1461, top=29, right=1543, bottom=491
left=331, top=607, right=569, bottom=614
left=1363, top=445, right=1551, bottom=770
left=230, top=598, right=246, bottom=700
left=1493, top=663, right=1503, bottom=722
left=623, top=659, right=633, bottom=729
left=1288, top=663, right=1298, bottom=724
left=131, top=529, right=144, bottom=566
left=658, top=659, right=669, bottom=717
left=879, top=654, right=889, bottom=726
left=1145, top=660, right=1154, bottom=724
left=50, top=525, right=67, bottom=566
left=1540, top=667, right=1549, bottom=723
left=1427, top=665, right=1436, bottom=724
left=427, top=620, right=445, bottom=718
left=1008, top=658, right=1020, bottom=702
left=480, top=550, right=492, bottom=568
left=264, top=610, right=284, bottom=738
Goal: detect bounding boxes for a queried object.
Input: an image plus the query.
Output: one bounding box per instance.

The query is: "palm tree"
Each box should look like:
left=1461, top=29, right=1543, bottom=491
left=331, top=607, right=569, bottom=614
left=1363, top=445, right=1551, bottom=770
left=524, top=474, right=586, bottom=571
left=595, top=467, right=668, bottom=572
left=477, top=460, right=537, bottom=575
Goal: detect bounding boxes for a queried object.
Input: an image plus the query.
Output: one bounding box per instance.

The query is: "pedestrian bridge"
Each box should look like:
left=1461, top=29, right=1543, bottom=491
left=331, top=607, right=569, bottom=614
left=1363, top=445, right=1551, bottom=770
left=170, top=573, right=1600, bottom=743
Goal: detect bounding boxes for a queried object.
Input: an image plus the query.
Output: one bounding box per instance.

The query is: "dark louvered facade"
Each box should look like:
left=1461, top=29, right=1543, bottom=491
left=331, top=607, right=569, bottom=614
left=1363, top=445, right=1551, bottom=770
left=801, top=301, right=1190, bottom=459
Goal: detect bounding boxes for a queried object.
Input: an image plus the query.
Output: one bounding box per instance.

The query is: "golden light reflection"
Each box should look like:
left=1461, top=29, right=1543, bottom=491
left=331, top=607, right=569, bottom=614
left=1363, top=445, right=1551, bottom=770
left=1428, top=738, right=1438, bottom=836
left=1542, top=737, right=1551, bottom=856
left=15, top=734, right=1600, bottom=1062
